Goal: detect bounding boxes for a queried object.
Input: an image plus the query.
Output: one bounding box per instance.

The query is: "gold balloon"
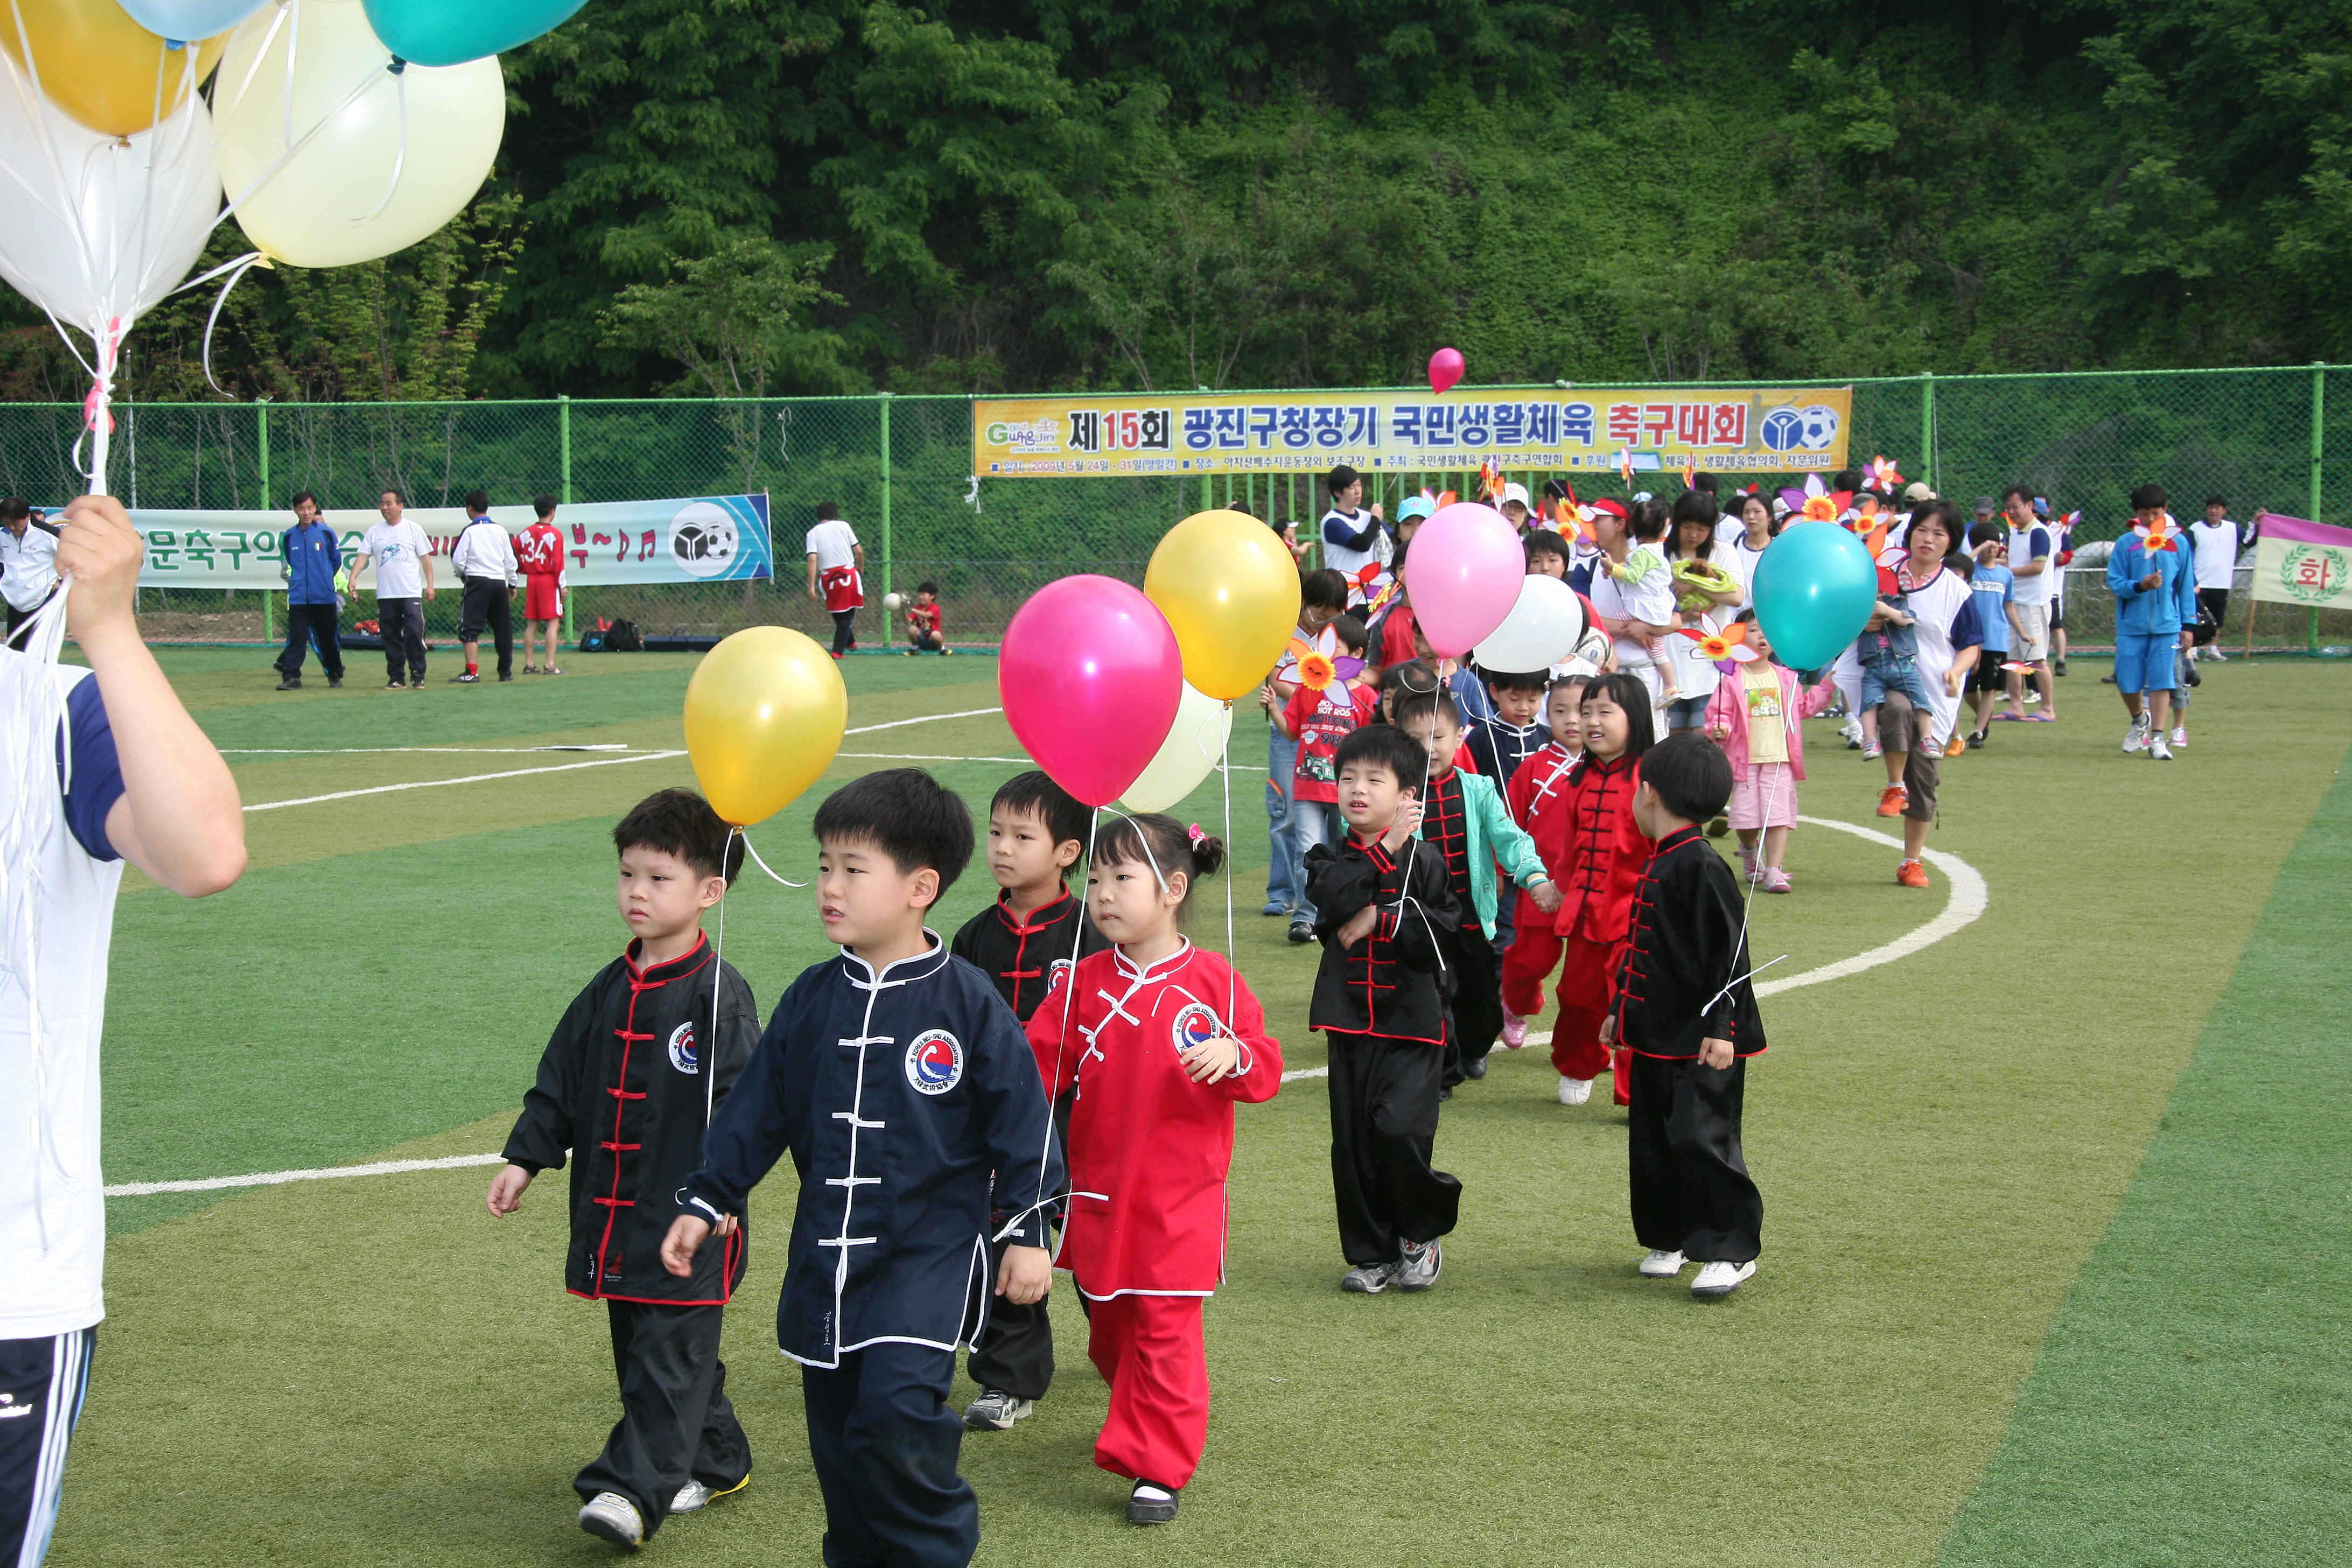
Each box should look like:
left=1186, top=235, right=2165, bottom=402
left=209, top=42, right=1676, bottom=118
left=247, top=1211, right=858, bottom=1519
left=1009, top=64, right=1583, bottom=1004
left=683, top=626, right=848, bottom=827
left=1143, top=509, right=1303, bottom=702
left=0, top=0, right=228, bottom=137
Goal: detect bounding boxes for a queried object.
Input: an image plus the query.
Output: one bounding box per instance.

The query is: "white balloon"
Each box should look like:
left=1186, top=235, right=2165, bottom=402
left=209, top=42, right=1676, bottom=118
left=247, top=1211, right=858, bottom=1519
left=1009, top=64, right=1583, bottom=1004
left=1473, top=573, right=1588, bottom=673
left=0, top=87, right=221, bottom=333
left=1119, top=682, right=1234, bottom=814
left=214, top=0, right=502, bottom=268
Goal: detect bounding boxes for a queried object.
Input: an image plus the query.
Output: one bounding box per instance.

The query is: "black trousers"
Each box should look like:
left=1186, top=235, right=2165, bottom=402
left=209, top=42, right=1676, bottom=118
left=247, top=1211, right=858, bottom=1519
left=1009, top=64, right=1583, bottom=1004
left=458, top=578, right=514, bottom=675
left=1627, top=1054, right=1763, bottom=1264
left=966, top=1231, right=1055, bottom=1402
left=378, top=596, right=427, bottom=683
left=830, top=608, right=857, bottom=656
left=274, top=601, right=343, bottom=680
left=1327, top=1030, right=1461, bottom=1265
left=2195, top=586, right=2231, bottom=644
left=1441, top=922, right=1503, bottom=1086
left=575, top=1300, right=749, bottom=1539
left=1, top=1328, right=93, bottom=1567
left=802, top=1341, right=977, bottom=1568
left=5, top=588, right=58, bottom=649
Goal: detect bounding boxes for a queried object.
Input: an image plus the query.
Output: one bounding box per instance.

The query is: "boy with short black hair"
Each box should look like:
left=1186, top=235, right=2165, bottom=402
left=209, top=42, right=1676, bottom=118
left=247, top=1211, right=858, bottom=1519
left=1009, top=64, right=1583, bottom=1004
left=489, top=787, right=761, bottom=1548
left=1608, top=733, right=1766, bottom=1298
left=663, top=769, right=1061, bottom=1568
left=1462, top=667, right=1550, bottom=788
left=905, top=582, right=949, bottom=655
left=949, top=769, right=1107, bottom=1432
left=1305, top=724, right=1462, bottom=1296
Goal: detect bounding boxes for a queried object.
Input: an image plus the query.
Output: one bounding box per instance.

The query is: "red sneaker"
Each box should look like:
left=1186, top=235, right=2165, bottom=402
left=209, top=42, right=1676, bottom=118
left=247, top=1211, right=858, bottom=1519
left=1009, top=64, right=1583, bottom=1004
left=1875, top=785, right=1908, bottom=817
left=1896, top=859, right=1931, bottom=890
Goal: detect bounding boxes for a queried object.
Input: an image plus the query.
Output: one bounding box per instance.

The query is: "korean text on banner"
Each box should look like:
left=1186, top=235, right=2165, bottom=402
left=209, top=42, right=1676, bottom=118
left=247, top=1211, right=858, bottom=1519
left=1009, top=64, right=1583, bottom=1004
left=2249, top=513, right=2352, bottom=611
left=971, top=387, right=1854, bottom=479
left=129, top=495, right=773, bottom=590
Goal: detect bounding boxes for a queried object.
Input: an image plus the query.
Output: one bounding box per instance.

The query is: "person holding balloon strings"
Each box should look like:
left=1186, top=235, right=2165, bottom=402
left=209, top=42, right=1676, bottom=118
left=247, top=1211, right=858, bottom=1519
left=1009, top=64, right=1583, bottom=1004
left=1264, top=614, right=1378, bottom=945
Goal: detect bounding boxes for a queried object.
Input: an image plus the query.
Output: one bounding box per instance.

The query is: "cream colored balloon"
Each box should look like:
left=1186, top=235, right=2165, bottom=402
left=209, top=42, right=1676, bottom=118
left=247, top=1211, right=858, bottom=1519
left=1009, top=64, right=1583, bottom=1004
left=213, top=0, right=502, bottom=268
left=1119, top=682, right=1234, bottom=815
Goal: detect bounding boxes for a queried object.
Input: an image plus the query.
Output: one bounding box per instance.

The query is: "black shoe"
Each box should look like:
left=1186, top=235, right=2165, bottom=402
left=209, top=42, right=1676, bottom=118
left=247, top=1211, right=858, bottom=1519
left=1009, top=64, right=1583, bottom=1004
left=1464, top=1055, right=1488, bottom=1080
left=2099, top=673, right=2116, bottom=684
left=2054, top=659, right=2068, bottom=676
left=451, top=671, right=480, bottom=683
left=1128, top=1482, right=1179, bottom=1525
left=1966, top=730, right=1985, bottom=748
left=1438, top=1086, right=1453, bottom=1101
left=498, top=673, right=514, bottom=682
left=328, top=677, right=344, bottom=688
left=384, top=680, right=407, bottom=690
left=274, top=677, right=301, bottom=690
left=1287, top=920, right=1314, bottom=944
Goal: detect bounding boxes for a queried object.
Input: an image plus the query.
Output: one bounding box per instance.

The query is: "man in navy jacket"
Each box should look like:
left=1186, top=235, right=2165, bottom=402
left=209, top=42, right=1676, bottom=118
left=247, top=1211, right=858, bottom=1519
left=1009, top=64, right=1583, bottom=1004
left=274, top=491, right=344, bottom=690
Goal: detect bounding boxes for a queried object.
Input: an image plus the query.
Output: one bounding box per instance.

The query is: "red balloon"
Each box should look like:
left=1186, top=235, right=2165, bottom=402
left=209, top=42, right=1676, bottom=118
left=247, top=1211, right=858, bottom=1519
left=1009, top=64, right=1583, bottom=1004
left=999, top=576, right=1185, bottom=808
left=1428, top=346, right=1465, bottom=396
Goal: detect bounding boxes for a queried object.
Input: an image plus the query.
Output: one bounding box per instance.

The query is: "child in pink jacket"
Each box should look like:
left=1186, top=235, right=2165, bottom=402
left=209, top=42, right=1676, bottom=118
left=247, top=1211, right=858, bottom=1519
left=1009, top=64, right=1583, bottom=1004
left=1704, top=610, right=1839, bottom=893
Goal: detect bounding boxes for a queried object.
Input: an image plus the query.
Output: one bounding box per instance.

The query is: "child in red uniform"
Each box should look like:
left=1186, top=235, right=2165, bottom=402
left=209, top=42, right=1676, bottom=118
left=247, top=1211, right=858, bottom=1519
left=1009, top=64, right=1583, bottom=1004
left=1499, top=670, right=1655, bottom=1108
left=903, top=582, right=948, bottom=655
left=1266, top=613, right=1374, bottom=944
left=517, top=493, right=566, bottom=674
left=1498, top=674, right=1588, bottom=1048
left=1025, top=813, right=1282, bottom=1525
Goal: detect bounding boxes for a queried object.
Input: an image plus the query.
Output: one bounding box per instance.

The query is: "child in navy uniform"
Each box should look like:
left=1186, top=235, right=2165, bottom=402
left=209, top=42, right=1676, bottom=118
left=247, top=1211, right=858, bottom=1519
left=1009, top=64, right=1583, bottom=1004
left=1607, top=735, right=1767, bottom=1298
left=949, top=769, right=1107, bottom=1432
left=488, top=788, right=761, bottom=1548
left=663, top=769, right=1061, bottom=1568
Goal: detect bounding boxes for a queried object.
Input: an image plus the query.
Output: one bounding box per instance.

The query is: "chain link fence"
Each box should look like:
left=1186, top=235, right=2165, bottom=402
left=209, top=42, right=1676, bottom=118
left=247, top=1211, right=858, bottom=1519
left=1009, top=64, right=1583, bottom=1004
left=4, top=366, right=2348, bottom=650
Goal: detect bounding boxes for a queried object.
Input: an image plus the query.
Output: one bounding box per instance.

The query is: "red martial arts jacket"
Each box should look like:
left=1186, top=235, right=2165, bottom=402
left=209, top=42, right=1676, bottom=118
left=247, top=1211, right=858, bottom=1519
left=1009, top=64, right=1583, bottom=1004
left=1550, top=752, right=1647, bottom=944
left=1505, top=741, right=1581, bottom=878
left=1026, top=942, right=1283, bottom=1298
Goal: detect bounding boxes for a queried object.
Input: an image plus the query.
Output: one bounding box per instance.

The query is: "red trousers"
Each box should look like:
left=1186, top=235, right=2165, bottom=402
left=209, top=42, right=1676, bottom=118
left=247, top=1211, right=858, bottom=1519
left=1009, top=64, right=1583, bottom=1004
left=1086, top=1291, right=1209, bottom=1490
left=1499, top=899, right=1629, bottom=1103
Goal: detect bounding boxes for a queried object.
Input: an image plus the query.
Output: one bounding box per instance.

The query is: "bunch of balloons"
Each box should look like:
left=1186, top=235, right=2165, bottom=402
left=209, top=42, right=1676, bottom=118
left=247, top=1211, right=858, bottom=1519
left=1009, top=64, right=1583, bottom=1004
left=0, top=0, right=590, bottom=493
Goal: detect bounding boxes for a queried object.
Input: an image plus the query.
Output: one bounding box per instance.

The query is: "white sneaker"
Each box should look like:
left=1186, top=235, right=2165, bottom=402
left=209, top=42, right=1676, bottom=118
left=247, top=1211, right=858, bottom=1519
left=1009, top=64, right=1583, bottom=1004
left=1839, top=717, right=1863, bottom=745
left=2171, top=727, right=2187, bottom=746
left=1690, top=1260, right=1757, bottom=1297
left=2150, top=738, right=2174, bottom=761
left=2209, top=649, right=2228, bottom=662
left=2122, top=715, right=2151, bottom=753
left=1638, top=1249, right=1687, bottom=1278
left=1557, top=1074, right=1594, bottom=1106
left=671, top=1481, right=712, bottom=1514
left=579, top=1491, right=646, bottom=1548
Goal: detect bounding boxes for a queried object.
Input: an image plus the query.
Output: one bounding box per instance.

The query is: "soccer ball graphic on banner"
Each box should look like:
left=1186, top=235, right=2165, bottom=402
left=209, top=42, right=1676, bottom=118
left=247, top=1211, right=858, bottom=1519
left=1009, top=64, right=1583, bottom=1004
left=667, top=502, right=739, bottom=578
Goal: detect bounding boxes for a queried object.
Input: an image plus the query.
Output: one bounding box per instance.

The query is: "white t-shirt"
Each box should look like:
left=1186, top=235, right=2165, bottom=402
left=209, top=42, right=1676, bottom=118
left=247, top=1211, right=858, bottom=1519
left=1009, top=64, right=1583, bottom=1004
left=2006, top=523, right=2054, bottom=607
left=806, top=519, right=859, bottom=573
left=1663, top=611, right=1723, bottom=701
left=2188, top=520, right=2241, bottom=590
left=359, top=519, right=432, bottom=599
left=1899, top=563, right=1979, bottom=747
left=1725, top=534, right=1771, bottom=607
left=1319, top=506, right=1390, bottom=600
left=2, top=660, right=127, bottom=1339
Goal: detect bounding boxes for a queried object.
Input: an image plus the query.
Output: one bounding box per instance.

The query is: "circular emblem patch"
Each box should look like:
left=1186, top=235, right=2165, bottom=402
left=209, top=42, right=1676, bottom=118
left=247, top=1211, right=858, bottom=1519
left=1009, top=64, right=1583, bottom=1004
left=1170, top=1002, right=1223, bottom=1055
left=2278, top=543, right=2350, bottom=606
left=1046, top=957, right=1074, bottom=995
left=667, top=1021, right=698, bottom=1074
left=905, top=1029, right=964, bottom=1095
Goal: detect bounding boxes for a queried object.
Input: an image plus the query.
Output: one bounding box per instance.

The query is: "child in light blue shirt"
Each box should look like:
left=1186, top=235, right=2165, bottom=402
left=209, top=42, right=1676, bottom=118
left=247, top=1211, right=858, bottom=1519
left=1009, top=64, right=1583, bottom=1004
left=1965, top=527, right=2022, bottom=744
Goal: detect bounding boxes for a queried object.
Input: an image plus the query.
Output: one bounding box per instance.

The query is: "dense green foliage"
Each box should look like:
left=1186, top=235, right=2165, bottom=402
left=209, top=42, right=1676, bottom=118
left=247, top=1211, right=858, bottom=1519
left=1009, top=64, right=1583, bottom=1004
left=26, top=0, right=2352, bottom=400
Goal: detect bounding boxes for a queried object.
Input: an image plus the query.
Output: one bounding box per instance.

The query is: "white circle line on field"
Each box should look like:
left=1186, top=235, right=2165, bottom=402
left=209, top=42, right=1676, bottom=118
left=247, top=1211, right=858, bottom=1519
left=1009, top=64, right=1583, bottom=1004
left=1277, top=818, right=1987, bottom=1082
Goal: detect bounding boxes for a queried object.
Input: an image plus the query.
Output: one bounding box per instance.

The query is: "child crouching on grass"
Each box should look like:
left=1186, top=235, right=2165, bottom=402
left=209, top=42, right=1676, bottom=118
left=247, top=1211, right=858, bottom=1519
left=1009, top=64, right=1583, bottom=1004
left=1703, top=611, right=1839, bottom=894
left=1024, top=814, right=1282, bottom=1525
left=904, top=581, right=949, bottom=654
left=1607, top=733, right=1766, bottom=1298
left=488, top=788, right=761, bottom=1549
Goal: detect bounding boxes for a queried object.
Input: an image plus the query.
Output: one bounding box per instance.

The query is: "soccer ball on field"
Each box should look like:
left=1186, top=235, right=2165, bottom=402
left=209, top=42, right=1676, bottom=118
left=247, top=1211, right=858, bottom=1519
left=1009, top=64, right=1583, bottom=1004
left=883, top=591, right=906, bottom=612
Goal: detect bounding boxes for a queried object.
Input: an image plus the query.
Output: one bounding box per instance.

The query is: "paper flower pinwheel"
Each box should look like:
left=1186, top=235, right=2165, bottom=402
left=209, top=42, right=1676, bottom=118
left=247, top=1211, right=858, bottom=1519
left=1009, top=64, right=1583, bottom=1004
left=1618, top=447, right=1636, bottom=486
left=1867, top=454, right=1904, bottom=491
left=2138, top=514, right=2182, bottom=553
left=1293, top=647, right=1365, bottom=694
left=1478, top=458, right=1504, bottom=501
left=1678, top=621, right=1758, bottom=664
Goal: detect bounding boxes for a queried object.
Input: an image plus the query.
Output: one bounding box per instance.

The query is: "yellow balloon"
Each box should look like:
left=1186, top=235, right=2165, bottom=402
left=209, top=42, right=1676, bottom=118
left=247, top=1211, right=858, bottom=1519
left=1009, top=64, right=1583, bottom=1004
left=0, top=0, right=226, bottom=137
left=1143, top=509, right=1303, bottom=702
left=682, top=627, right=849, bottom=828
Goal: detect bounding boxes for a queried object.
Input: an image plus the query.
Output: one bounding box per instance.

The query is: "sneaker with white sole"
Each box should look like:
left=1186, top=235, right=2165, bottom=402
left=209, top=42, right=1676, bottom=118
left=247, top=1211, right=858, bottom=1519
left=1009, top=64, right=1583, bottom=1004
left=669, top=1475, right=746, bottom=1513
left=2171, top=726, right=2187, bottom=746
left=579, top=1491, right=645, bottom=1548
left=1341, top=1260, right=1400, bottom=1294
left=1690, top=1259, right=1756, bottom=1297
left=1500, top=1011, right=1528, bottom=1049
left=2208, top=649, right=2227, bottom=661
left=1397, top=1238, right=1443, bottom=1291
left=1638, top=1249, right=1687, bottom=1278
left=2150, top=738, right=2174, bottom=761
left=1128, top=1481, right=1180, bottom=1525
left=2123, top=714, right=2152, bottom=753
left=1557, top=1074, right=1594, bottom=1106
left=1861, top=739, right=1883, bottom=760
left=963, top=1389, right=1034, bottom=1431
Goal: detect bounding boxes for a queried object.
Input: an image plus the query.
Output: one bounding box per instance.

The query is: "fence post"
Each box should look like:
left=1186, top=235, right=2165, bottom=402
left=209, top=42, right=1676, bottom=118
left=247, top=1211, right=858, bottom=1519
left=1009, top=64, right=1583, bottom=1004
left=558, top=395, right=573, bottom=647
left=2312, top=363, right=2326, bottom=652
left=878, top=392, right=893, bottom=602
left=257, top=396, right=272, bottom=643
left=1920, top=372, right=1936, bottom=491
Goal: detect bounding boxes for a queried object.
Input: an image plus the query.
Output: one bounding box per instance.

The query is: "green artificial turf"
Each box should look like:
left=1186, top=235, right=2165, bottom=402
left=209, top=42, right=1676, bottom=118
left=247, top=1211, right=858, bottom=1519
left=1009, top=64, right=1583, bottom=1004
left=45, top=656, right=2352, bottom=1566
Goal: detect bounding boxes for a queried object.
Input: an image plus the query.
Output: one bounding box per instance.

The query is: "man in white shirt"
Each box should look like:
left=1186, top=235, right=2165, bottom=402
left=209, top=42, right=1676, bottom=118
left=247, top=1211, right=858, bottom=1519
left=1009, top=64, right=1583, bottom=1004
left=2, top=495, right=244, bottom=1568
left=2186, top=496, right=2249, bottom=661
left=450, top=489, right=519, bottom=683
left=804, top=503, right=864, bottom=659
left=1319, top=465, right=1389, bottom=606
left=1999, top=484, right=2059, bottom=720
left=0, top=500, right=60, bottom=651
left=346, top=488, right=436, bottom=689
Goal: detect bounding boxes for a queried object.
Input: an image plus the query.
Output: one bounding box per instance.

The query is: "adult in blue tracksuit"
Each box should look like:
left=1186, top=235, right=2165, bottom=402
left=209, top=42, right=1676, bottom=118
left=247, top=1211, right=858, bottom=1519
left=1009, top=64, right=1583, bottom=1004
left=275, top=490, right=344, bottom=690
left=2106, top=482, right=2200, bottom=759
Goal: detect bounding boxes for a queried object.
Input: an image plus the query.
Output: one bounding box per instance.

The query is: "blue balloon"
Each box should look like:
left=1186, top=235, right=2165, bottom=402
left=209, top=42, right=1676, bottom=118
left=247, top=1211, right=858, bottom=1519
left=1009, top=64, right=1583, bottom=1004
left=116, top=0, right=270, bottom=40
left=1749, top=522, right=1880, bottom=671
left=360, top=0, right=591, bottom=67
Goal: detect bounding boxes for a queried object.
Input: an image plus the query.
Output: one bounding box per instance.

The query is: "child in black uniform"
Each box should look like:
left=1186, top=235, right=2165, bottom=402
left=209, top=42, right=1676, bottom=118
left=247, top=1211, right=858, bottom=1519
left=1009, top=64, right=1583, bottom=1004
left=949, top=769, right=1106, bottom=1431
left=663, top=769, right=1062, bottom=1568
left=488, top=788, right=762, bottom=1548
left=1606, top=733, right=1767, bottom=1298
left=1304, top=724, right=1462, bottom=1296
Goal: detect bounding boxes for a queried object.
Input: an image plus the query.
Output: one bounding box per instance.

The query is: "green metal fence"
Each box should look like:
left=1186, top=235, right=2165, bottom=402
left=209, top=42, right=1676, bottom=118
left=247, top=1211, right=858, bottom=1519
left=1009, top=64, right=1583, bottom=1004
left=6, top=366, right=2350, bottom=650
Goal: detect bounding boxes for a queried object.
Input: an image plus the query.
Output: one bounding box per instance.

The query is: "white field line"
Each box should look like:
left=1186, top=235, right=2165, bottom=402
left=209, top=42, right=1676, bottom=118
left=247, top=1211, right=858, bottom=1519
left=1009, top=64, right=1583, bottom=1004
left=1278, top=819, right=1987, bottom=1083
left=106, top=1152, right=507, bottom=1198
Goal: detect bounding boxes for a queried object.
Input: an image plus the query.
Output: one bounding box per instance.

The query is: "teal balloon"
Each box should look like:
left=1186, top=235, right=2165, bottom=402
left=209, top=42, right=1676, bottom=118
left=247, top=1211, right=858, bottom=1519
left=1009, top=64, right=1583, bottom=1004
left=1750, top=522, right=1879, bottom=670
left=117, top=0, right=269, bottom=40
left=360, top=0, right=591, bottom=67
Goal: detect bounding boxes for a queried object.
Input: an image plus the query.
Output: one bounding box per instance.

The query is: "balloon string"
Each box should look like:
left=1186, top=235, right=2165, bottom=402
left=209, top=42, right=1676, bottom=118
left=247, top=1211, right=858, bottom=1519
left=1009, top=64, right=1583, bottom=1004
left=1220, top=701, right=1235, bottom=1027
left=708, top=832, right=731, bottom=1131
left=1035, top=806, right=1098, bottom=1249
left=353, top=64, right=407, bottom=226
left=737, top=827, right=806, bottom=887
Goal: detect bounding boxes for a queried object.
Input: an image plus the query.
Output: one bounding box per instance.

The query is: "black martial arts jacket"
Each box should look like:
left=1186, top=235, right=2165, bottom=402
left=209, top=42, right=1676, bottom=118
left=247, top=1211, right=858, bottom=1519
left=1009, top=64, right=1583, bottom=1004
left=949, top=887, right=1109, bottom=1023
left=502, top=934, right=759, bottom=1305
left=1612, top=825, right=1767, bottom=1060
left=677, top=935, right=1063, bottom=1369
left=1304, top=832, right=1460, bottom=1045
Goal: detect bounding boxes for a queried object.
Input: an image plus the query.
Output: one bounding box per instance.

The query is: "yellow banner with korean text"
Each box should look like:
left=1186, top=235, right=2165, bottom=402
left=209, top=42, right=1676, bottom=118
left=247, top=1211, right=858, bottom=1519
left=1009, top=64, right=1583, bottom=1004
left=971, top=386, right=1853, bottom=479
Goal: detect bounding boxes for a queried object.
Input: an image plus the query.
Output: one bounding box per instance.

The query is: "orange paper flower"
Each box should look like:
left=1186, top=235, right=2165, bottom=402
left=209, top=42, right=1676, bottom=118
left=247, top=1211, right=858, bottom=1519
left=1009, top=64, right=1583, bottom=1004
left=1799, top=495, right=1840, bottom=524
left=1296, top=650, right=1338, bottom=692
left=2139, top=515, right=2181, bottom=552
left=1677, top=621, right=1755, bottom=662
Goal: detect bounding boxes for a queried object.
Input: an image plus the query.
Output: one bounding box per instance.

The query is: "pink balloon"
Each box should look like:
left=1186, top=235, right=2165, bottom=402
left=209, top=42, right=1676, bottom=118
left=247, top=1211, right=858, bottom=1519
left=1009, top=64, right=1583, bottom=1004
left=999, top=576, right=1185, bottom=808
left=1403, top=502, right=1523, bottom=657
left=1427, top=346, right=1465, bottom=396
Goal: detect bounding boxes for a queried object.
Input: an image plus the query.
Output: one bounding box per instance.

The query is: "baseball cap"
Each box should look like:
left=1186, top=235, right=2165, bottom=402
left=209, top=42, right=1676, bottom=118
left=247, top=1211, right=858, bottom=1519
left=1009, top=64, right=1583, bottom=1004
left=1971, top=495, right=1997, bottom=516
left=1500, top=481, right=1530, bottom=508
left=1590, top=498, right=1629, bottom=520
left=2032, top=496, right=2050, bottom=516
left=1902, top=481, right=1936, bottom=503
left=1397, top=495, right=1436, bottom=522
